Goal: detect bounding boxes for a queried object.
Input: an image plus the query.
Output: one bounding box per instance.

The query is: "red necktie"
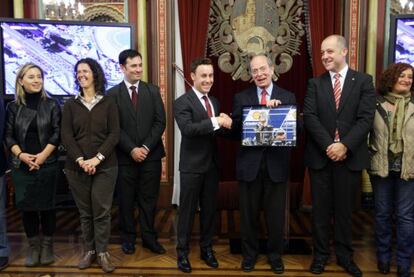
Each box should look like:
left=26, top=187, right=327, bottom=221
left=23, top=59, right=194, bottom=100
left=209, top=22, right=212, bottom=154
left=333, top=73, right=341, bottom=141
left=202, top=95, right=213, bottom=117
left=333, top=73, right=341, bottom=110
left=260, top=89, right=267, bottom=105
left=130, top=85, right=137, bottom=110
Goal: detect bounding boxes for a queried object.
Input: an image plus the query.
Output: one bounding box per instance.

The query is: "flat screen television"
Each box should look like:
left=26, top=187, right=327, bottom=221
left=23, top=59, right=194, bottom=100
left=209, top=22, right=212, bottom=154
left=388, top=14, right=414, bottom=66
left=0, top=18, right=133, bottom=97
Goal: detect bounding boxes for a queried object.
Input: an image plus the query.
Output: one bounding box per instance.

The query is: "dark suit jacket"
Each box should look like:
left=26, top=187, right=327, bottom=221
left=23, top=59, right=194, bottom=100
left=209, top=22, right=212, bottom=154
left=232, top=83, right=296, bottom=183
left=174, top=89, right=221, bottom=173
left=303, top=69, right=376, bottom=171
left=0, top=96, right=6, bottom=175
left=107, top=81, right=166, bottom=165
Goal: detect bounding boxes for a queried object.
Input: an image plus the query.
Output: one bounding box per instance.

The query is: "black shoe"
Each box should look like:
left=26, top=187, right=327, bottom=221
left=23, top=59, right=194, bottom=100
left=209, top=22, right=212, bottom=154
left=0, top=257, right=8, bottom=271
left=200, top=249, right=218, bottom=268
left=377, top=261, right=390, bottom=274
left=310, top=258, right=327, bottom=274
left=337, top=259, right=363, bottom=277
left=143, top=241, right=166, bottom=254
left=121, top=242, right=135, bottom=255
left=177, top=255, right=192, bottom=273
left=241, top=258, right=256, bottom=272
left=269, top=258, right=284, bottom=274
left=397, top=266, right=410, bottom=277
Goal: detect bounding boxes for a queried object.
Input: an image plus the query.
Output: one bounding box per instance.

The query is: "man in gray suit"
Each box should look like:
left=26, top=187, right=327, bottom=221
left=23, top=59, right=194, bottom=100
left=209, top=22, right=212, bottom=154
left=174, top=57, right=231, bottom=273
left=304, top=35, right=376, bottom=277
left=107, top=49, right=166, bottom=255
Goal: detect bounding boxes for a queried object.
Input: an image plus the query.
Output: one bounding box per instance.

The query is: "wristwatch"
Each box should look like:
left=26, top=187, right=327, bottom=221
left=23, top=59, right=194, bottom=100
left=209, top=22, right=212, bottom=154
left=96, top=152, right=105, bottom=161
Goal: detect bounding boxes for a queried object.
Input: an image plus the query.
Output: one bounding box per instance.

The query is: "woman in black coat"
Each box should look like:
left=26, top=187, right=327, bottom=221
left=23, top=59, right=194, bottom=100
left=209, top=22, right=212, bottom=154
left=5, top=63, right=61, bottom=267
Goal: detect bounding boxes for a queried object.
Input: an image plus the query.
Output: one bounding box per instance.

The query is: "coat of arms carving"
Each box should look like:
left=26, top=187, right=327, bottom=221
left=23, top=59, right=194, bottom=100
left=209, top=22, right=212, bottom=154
left=209, top=0, right=305, bottom=81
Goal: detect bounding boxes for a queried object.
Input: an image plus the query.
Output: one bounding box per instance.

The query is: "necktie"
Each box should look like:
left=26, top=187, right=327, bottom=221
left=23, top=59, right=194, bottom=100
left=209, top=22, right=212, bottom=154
left=333, top=73, right=341, bottom=110
left=333, top=73, right=341, bottom=141
left=130, top=85, right=137, bottom=110
left=202, top=95, right=213, bottom=118
left=260, top=89, right=267, bottom=105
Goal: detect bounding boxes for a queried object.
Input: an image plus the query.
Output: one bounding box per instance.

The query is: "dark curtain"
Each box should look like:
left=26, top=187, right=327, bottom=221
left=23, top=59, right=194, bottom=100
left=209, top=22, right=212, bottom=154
left=178, top=0, right=212, bottom=89
left=308, top=0, right=342, bottom=76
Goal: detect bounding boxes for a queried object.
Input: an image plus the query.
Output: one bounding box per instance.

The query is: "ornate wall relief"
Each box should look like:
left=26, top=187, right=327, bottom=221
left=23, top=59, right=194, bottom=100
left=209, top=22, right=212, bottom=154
left=209, top=0, right=305, bottom=81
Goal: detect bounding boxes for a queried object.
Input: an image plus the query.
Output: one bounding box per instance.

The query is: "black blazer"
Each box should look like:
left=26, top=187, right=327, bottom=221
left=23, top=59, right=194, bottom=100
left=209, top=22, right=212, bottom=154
left=232, top=83, right=296, bottom=183
left=303, top=69, right=376, bottom=170
left=107, top=81, right=166, bottom=165
left=5, top=98, right=61, bottom=164
left=174, top=89, right=222, bottom=173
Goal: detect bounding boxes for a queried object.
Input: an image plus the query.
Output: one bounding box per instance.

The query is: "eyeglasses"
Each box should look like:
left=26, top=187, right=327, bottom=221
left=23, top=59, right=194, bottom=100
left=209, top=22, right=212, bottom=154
left=251, top=66, right=269, bottom=76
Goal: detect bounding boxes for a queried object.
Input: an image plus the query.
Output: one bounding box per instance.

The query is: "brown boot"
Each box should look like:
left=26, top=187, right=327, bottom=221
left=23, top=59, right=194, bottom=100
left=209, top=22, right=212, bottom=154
left=97, top=252, right=115, bottom=273
left=78, top=250, right=96, bottom=269
left=25, top=236, right=40, bottom=267
left=40, top=236, right=54, bottom=265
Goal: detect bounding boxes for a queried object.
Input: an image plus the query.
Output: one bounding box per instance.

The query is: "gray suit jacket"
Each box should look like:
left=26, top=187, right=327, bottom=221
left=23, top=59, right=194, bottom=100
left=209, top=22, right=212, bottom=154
left=232, top=83, right=296, bottom=183
left=174, top=89, right=221, bottom=173
left=303, top=69, right=376, bottom=170
left=107, top=81, right=166, bottom=165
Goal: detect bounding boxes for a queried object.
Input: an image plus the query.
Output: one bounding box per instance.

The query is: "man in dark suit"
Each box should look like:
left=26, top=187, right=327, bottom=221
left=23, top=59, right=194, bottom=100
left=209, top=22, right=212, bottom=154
left=303, top=35, right=376, bottom=277
left=107, top=49, right=166, bottom=255
left=174, top=58, right=232, bottom=273
left=232, top=54, right=296, bottom=274
left=0, top=96, right=9, bottom=270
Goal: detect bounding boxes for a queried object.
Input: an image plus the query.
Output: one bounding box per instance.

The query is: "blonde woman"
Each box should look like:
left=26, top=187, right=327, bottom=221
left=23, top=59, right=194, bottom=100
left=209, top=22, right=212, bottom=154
left=5, top=63, right=61, bottom=267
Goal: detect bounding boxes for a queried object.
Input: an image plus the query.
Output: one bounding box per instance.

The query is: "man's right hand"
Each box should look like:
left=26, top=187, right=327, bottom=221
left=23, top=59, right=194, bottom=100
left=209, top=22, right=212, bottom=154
left=131, top=147, right=149, bottom=162
left=217, top=113, right=232, bottom=129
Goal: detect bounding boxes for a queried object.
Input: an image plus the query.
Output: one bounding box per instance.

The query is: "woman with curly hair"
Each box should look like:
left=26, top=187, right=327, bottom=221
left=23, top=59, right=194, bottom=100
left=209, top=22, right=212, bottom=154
left=5, top=63, right=61, bottom=267
left=61, top=58, right=119, bottom=273
left=368, top=62, right=414, bottom=277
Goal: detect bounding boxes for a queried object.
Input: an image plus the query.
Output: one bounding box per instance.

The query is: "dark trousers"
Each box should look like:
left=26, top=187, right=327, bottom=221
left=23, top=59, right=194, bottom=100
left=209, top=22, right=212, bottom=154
left=239, top=158, right=287, bottom=262
left=309, top=162, right=360, bottom=262
left=117, top=160, right=161, bottom=244
left=66, top=167, right=117, bottom=253
left=370, top=172, right=414, bottom=270
left=176, top=163, right=219, bottom=257
left=22, top=210, right=56, bottom=238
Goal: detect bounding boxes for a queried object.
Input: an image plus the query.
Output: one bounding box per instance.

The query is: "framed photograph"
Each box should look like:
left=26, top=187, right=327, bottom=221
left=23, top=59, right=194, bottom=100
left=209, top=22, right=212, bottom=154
left=241, top=105, right=297, bottom=147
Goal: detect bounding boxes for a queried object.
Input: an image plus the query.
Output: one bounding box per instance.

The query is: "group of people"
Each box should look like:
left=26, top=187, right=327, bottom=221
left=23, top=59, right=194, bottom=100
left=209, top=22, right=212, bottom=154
left=0, top=33, right=412, bottom=277
left=0, top=49, right=166, bottom=273
left=174, top=34, right=414, bottom=277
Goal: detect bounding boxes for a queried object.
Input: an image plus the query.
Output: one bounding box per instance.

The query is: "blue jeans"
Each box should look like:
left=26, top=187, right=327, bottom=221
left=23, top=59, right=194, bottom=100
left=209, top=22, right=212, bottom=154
left=0, top=176, right=9, bottom=257
left=370, top=172, right=414, bottom=269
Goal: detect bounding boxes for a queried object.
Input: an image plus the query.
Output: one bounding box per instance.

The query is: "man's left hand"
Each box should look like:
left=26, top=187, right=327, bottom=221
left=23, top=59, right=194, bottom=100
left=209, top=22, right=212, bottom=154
left=326, top=142, right=347, bottom=161
left=266, top=99, right=282, bottom=108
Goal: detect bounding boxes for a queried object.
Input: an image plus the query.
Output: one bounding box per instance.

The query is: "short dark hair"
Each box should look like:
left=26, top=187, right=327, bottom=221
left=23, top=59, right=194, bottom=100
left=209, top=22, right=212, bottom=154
left=118, top=49, right=142, bottom=65
left=378, top=63, right=414, bottom=95
left=74, top=58, right=107, bottom=95
left=190, top=57, right=213, bottom=73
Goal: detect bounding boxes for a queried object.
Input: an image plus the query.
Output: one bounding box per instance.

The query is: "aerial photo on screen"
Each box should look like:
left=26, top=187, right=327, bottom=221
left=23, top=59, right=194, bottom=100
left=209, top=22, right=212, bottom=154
left=1, top=21, right=131, bottom=95
left=395, top=18, right=414, bottom=66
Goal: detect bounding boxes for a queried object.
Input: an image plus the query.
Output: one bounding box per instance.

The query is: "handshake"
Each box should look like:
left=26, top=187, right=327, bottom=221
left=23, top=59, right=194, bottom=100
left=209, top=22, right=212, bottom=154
left=216, top=113, right=232, bottom=129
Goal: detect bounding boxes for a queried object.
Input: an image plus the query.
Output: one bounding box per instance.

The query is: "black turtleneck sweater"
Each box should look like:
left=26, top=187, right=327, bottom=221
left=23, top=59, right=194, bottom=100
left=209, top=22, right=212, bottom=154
left=24, top=92, right=42, bottom=155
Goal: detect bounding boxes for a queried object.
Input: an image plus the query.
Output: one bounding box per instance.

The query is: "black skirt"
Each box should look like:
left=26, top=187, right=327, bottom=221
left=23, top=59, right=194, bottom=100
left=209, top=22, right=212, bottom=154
left=11, top=162, right=58, bottom=211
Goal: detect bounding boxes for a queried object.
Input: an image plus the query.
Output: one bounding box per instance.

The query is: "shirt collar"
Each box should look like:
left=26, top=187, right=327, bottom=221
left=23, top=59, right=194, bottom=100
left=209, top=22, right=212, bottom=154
left=329, top=64, right=349, bottom=80
left=124, top=80, right=140, bottom=90
left=192, top=87, right=209, bottom=99
left=76, top=92, right=102, bottom=101
left=256, top=82, right=273, bottom=95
